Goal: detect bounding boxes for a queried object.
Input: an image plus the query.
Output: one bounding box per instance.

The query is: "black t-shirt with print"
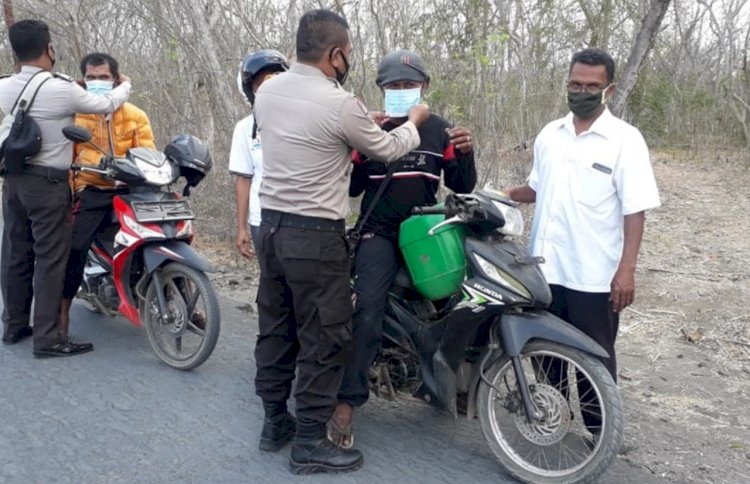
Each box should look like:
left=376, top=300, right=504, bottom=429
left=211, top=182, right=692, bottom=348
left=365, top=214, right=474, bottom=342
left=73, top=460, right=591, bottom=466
left=349, top=114, right=477, bottom=241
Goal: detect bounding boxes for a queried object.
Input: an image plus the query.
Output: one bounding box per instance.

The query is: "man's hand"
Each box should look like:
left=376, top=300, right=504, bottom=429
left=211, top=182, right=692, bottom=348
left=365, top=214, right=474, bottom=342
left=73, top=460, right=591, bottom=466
left=236, top=228, right=254, bottom=259
left=408, top=104, right=430, bottom=128
left=610, top=266, right=635, bottom=312
left=369, top=111, right=390, bottom=127
left=118, top=74, right=131, bottom=84
left=446, top=127, right=473, bottom=153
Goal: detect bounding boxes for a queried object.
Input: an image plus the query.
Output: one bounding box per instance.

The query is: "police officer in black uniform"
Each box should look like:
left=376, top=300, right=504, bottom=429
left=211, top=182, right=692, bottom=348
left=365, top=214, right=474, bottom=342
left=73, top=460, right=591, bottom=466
left=0, top=20, right=131, bottom=357
left=253, top=9, right=429, bottom=475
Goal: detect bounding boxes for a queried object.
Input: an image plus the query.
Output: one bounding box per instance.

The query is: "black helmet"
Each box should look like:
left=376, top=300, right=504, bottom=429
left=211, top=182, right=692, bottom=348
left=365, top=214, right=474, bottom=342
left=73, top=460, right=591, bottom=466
left=239, top=49, right=289, bottom=104
left=164, top=135, right=212, bottom=190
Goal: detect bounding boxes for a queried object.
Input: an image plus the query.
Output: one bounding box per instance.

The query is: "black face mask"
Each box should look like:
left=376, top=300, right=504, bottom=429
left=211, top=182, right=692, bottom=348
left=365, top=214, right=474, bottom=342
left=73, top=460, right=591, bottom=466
left=567, top=90, right=607, bottom=119
left=330, top=47, right=350, bottom=85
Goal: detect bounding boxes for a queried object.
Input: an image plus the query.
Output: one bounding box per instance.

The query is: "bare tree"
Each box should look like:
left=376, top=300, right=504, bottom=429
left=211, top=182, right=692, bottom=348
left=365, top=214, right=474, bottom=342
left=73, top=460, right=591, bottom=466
left=610, top=0, right=672, bottom=117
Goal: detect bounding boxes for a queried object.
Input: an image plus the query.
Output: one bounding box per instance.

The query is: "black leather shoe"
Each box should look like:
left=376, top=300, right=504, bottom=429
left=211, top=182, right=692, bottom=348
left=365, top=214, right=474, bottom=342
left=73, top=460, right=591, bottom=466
left=33, top=339, right=94, bottom=358
left=259, top=414, right=296, bottom=452
left=2, top=326, right=33, bottom=345
left=289, top=438, right=364, bottom=475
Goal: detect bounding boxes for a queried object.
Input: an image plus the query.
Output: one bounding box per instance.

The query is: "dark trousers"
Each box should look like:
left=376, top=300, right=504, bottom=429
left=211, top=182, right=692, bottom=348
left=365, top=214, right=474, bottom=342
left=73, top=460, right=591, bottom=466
left=62, top=188, right=120, bottom=299
left=338, top=234, right=400, bottom=407
left=1, top=173, right=72, bottom=349
left=538, top=284, right=620, bottom=432
left=254, top=211, right=352, bottom=441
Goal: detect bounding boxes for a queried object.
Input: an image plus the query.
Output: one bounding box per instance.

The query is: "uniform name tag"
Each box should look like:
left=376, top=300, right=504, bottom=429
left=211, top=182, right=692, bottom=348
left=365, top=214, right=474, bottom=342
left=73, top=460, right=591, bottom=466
left=592, top=162, right=612, bottom=174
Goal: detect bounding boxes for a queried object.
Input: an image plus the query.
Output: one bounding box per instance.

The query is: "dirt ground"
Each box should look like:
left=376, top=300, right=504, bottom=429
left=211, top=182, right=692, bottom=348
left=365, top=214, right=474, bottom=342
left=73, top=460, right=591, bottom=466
left=204, top=152, right=750, bottom=483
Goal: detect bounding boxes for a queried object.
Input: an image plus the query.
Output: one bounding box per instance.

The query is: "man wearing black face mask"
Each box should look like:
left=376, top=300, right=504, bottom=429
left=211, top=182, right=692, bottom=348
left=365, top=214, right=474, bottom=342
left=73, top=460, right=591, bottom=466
left=0, top=20, right=131, bottom=357
left=506, top=48, right=660, bottom=431
left=252, top=8, right=430, bottom=475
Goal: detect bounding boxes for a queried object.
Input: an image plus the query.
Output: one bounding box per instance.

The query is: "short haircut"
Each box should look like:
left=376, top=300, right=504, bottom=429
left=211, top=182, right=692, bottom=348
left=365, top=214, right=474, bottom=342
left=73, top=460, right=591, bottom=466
left=296, top=9, right=350, bottom=63
left=569, top=48, right=616, bottom=83
left=9, top=20, right=51, bottom=62
left=80, top=52, right=120, bottom=78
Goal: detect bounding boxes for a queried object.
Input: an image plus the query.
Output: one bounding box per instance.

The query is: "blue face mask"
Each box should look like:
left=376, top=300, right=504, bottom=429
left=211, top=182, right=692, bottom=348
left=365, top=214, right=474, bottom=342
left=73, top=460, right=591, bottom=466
left=384, top=87, right=421, bottom=117
left=86, top=80, right=114, bottom=95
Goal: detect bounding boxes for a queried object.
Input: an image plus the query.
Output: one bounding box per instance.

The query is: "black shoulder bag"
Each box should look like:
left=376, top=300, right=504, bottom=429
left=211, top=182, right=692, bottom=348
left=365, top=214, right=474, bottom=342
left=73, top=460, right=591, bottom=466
left=0, top=71, right=52, bottom=174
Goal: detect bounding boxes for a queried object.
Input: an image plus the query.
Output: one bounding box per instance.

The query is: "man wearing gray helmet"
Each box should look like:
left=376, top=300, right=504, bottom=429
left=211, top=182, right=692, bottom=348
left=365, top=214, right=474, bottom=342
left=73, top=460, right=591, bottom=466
left=329, top=49, right=477, bottom=449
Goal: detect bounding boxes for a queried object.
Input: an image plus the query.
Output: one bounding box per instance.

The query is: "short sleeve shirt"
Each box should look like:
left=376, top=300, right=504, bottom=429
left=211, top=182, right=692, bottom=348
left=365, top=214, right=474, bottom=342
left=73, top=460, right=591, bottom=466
left=528, top=108, right=661, bottom=292
left=228, top=114, right=263, bottom=226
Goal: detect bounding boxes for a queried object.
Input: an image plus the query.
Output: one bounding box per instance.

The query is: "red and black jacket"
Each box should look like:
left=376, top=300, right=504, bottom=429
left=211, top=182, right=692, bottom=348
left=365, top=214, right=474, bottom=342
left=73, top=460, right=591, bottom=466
left=350, top=114, right=477, bottom=241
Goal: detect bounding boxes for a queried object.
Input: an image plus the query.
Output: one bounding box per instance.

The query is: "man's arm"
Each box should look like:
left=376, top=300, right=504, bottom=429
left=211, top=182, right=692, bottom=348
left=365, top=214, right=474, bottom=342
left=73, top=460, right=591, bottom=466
left=610, top=211, right=645, bottom=312
left=339, top=97, right=427, bottom=162
left=228, top=120, right=255, bottom=258
left=68, top=76, right=131, bottom=115
left=443, top=127, right=477, bottom=193
left=507, top=185, right=536, bottom=203
left=234, top=176, right=253, bottom=258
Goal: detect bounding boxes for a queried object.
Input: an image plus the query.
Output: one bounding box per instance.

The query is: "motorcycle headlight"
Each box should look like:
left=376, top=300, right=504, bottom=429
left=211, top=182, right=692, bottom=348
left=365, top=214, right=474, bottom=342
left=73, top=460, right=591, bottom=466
left=133, top=156, right=178, bottom=186
left=474, top=254, right=532, bottom=299
left=492, top=201, right=524, bottom=236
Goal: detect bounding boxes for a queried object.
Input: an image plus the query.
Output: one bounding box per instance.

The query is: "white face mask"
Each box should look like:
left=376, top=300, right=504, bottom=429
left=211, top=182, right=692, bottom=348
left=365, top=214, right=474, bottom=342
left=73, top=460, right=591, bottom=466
left=383, top=87, right=421, bottom=117
left=85, top=80, right=114, bottom=95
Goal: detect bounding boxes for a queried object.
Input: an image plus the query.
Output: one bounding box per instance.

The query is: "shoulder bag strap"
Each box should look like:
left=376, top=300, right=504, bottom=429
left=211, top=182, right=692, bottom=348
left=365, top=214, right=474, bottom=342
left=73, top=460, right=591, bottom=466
left=351, top=158, right=400, bottom=237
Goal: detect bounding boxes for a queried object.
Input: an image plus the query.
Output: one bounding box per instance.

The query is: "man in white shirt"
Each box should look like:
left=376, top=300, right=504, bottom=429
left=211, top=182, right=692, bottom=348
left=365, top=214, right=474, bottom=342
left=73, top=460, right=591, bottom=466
left=229, top=50, right=289, bottom=258
left=507, top=48, right=660, bottom=427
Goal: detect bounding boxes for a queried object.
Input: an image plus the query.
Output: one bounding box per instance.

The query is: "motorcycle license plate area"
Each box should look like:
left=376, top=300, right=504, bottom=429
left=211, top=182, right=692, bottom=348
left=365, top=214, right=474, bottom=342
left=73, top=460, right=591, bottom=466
left=131, top=200, right=195, bottom=223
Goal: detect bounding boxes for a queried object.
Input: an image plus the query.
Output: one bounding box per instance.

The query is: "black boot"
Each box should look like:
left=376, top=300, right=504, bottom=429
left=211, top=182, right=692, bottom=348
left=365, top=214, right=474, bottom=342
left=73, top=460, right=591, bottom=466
left=259, top=413, right=296, bottom=452
left=289, top=438, right=363, bottom=475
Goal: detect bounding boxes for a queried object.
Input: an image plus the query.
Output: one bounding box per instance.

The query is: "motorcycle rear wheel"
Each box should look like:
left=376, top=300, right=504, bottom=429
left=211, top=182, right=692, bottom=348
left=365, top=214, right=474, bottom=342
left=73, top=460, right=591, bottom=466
left=143, top=262, right=220, bottom=370
left=477, top=341, right=623, bottom=483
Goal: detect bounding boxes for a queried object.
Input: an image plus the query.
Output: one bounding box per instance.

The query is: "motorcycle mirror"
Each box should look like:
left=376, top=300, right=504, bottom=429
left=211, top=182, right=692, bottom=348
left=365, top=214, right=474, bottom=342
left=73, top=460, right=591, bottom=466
left=62, top=125, right=93, bottom=143
left=62, top=125, right=111, bottom=161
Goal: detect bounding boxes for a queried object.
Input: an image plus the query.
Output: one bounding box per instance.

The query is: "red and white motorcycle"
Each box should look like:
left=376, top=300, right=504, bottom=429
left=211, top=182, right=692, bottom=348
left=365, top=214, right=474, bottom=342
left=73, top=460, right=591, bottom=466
left=63, top=126, right=220, bottom=370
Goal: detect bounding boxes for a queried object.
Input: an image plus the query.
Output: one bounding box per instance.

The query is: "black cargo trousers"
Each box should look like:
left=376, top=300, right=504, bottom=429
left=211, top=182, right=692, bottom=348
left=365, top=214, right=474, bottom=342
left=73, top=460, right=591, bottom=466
left=254, top=209, right=353, bottom=442
left=1, top=172, right=72, bottom=349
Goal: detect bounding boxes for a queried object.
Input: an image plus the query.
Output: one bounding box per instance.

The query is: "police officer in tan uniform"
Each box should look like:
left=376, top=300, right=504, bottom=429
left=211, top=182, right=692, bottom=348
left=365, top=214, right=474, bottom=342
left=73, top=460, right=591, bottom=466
left=0, top=20, right=131, bottom=357
left=252, top=9, right=429, bottom=474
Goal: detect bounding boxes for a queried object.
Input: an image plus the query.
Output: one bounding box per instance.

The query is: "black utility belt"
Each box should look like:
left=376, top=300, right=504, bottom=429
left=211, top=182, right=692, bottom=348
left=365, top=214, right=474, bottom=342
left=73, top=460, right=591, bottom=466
left=1, top=163, right=69, bottom=182
left=262, top=209, right=345, bottom=234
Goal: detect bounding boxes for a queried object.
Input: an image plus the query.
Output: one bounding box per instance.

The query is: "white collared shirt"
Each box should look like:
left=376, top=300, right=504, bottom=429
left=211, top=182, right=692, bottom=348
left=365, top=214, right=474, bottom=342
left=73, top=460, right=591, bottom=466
left=528, top=108, right=661, bottom=293
left=228, top=114, right=264, bottom=227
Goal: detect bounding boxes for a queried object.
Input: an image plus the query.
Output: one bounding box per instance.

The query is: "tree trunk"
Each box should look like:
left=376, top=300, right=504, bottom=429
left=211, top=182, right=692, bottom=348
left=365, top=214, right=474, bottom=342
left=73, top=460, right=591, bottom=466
left=610, top=0, right=672, bottom=117
left=2, top=0, right=13, bottom=28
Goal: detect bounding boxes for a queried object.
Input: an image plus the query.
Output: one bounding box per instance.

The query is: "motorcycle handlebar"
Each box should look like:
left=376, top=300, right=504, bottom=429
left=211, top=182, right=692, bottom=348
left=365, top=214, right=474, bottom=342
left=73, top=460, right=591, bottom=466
left=412, top=205, right=447, bottom=215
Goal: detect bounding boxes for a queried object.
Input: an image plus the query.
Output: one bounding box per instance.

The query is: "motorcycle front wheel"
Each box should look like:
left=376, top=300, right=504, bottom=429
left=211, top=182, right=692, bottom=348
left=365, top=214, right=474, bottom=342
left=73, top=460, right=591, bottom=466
left=142, top=262, right=220, bottom=370
left=477, top=341, right=623, bottom=484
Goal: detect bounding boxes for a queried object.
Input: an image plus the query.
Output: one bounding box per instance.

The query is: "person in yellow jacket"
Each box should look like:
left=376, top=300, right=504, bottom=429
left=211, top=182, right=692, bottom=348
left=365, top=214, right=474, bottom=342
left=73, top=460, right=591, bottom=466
left=59, top=53, right=155, bottom=343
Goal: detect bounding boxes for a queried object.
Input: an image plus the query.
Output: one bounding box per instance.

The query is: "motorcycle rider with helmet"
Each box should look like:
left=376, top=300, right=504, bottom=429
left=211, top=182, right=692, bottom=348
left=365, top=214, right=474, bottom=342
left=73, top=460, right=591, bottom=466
left=329, top=49, right=477, bottom=448
left=229, top=50, right=289, bottom=258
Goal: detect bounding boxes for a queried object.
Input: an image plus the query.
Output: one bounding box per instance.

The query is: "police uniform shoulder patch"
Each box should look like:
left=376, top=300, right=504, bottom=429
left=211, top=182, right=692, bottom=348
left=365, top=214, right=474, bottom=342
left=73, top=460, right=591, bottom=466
left=52, top=72, right=74, bottom=82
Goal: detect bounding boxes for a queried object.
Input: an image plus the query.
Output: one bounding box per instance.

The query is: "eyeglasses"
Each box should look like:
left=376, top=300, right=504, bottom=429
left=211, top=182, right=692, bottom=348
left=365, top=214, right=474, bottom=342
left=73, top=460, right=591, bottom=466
left=567, top=81, right=611, bottom=94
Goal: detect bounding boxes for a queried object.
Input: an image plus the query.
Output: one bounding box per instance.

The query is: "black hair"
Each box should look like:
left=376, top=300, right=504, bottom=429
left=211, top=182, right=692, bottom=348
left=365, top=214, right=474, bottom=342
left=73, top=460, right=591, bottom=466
left=569, top=48, right=616, bottom=83
left=296, top=9, right=350, bottom=63
left=80, top=52, right=120, bottom=78
left=9, top=20, right=51, bottom=62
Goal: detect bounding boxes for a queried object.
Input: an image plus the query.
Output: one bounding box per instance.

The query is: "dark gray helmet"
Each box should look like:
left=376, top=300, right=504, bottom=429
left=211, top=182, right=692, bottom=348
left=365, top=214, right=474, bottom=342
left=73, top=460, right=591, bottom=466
left=164, top=134, right=212, bottom=189
left=376, top=49, right=430, bottom=86
left=240, top=49, right=289, bottom=104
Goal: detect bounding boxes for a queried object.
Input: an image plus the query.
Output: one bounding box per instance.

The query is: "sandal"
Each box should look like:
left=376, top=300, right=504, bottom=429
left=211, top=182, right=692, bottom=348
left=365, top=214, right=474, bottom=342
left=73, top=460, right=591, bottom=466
left=326, top=415, right=354, bottom=449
